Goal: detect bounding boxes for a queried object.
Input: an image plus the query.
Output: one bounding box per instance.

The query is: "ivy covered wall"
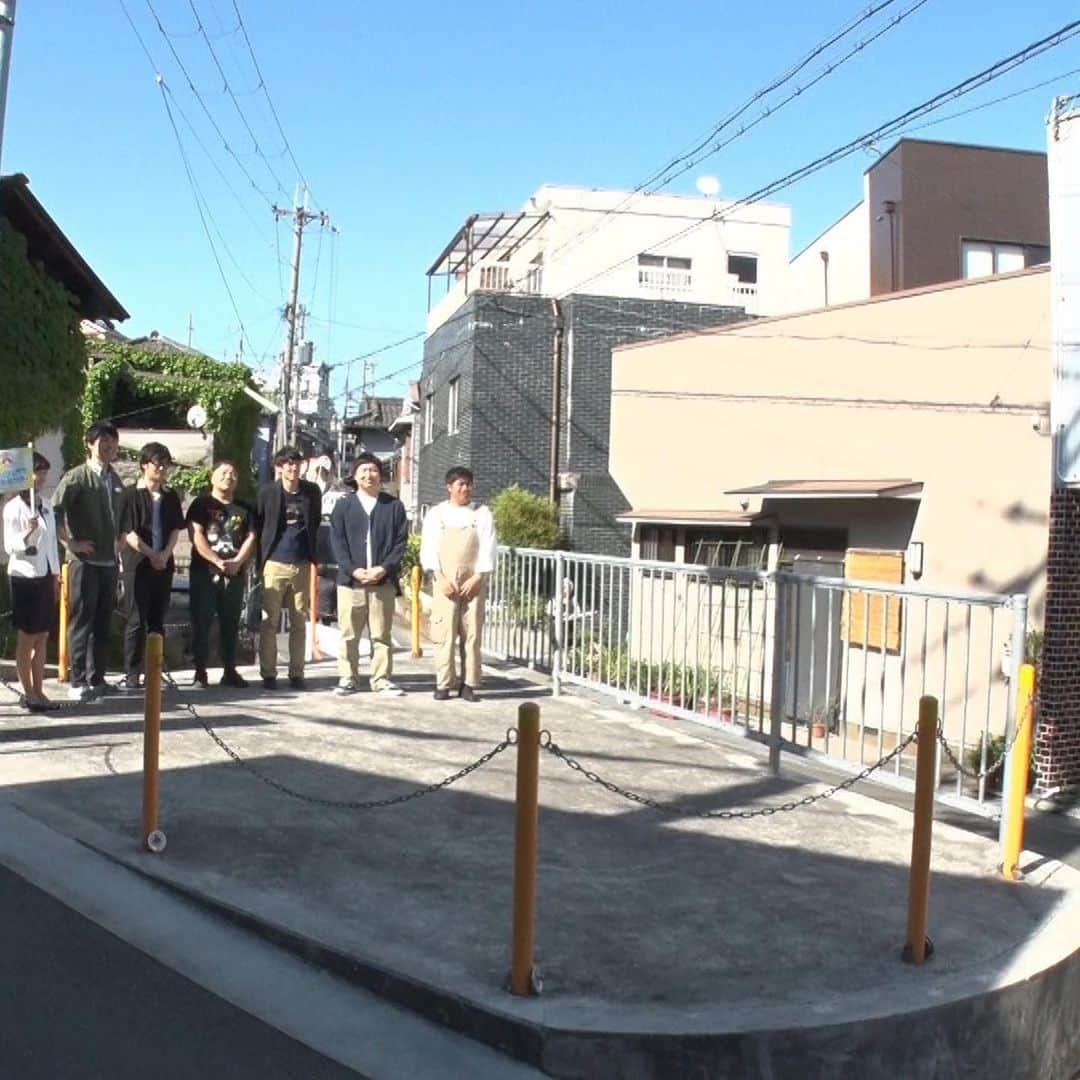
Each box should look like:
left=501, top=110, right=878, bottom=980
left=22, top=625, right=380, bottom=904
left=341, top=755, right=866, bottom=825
left=83, top=342, right=263, bottom=497
left=0, top=217, right=87, bottom=455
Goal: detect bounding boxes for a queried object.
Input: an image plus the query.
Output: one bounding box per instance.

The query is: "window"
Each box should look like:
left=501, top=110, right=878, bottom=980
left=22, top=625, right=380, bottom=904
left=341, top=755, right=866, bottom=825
left=448, top=377, right=459, bottom=434
left=423, top=393, right=433, bottom=445
left=843, top=549, right=904, bottom=652
left=639, top=525, right=675, bottom=562
left=961, top=240, right=1047, bottom=280
left=637, top=254, right=692, bottom=290
left=727, top=254, right=758, bottom=284
left=683, top=528, right=768, bottom=569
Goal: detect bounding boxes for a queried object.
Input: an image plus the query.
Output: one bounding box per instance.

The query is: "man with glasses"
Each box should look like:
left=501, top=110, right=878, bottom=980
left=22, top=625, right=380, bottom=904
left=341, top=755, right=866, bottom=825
left=118, top=443, right=185, bottom=691
left=255, top=446, right=321, bottom=689
left=53, top=420, right=127, bottom=702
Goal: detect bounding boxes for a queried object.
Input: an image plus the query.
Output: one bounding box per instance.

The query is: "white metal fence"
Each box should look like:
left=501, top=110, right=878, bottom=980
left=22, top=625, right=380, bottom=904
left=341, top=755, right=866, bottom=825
left=483, top=547, right=1028, bottom=806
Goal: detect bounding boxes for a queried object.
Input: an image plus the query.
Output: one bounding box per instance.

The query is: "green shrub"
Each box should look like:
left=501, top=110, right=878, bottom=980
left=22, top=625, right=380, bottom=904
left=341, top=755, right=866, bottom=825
left=491, top=484, right=563, bottom=549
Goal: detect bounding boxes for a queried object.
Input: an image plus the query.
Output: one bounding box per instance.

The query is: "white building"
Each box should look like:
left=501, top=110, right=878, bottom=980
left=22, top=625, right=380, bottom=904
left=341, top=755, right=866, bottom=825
left=426, top=184, right=791, bottom=333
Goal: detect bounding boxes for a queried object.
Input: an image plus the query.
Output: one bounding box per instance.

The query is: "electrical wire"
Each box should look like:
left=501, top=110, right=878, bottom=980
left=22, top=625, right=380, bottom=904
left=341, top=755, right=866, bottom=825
left=186, top=0, right=292, bottom=200
left=157, top=78, right=258, bottom=359
left=556, top=18, right=1080, bottom=301
left=230, top=0, right=317, bottom=207
left=543, top=0, right=931, bottom=270
left=142, top=0, right=280, bottom=206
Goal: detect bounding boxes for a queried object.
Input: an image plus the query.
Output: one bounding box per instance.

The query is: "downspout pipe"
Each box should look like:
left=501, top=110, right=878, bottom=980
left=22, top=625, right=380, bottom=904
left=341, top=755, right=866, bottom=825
left=549, top=298, right=564, bottom=506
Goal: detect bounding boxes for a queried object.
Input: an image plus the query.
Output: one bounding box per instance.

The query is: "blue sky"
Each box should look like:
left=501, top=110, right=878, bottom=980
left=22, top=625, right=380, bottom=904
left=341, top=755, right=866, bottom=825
left=4, top=2, right=1078, bottom=406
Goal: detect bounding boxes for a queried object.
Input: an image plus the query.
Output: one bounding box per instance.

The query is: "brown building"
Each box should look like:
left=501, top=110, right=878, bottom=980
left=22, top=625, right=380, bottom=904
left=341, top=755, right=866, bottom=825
left=787, top=138, right=1050, bottom=310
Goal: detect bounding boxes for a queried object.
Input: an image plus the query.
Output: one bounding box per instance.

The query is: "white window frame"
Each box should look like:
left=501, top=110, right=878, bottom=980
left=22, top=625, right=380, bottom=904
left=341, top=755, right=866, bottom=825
left=423, top=393, right=434, bottom=445
left=448, top=377, right=459, bottom=435
left=637, top=254, right=692, bottom=291
left=961, top=240, right=1026, bottom=280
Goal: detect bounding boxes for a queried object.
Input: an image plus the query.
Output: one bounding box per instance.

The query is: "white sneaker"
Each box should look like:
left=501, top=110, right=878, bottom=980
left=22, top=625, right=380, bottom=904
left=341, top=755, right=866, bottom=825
left=374, top=682, right=405, bottom=697
left=335, top=678, right=359, bottom=695
left=68, top=685, right=92, bottom=702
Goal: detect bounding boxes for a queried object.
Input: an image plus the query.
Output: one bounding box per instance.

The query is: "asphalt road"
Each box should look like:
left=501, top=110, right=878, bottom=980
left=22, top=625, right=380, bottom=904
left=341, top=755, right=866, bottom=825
left=0, top=863, right=363, bottom=1080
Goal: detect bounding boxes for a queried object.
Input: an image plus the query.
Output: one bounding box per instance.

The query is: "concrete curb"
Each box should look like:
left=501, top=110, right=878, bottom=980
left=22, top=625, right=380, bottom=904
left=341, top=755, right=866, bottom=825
left=78, top=834, right=1080, bottom=1080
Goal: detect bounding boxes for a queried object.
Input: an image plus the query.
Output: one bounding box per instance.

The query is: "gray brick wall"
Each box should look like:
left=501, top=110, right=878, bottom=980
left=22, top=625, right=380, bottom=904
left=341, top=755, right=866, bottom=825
left=418, top=291, right=746, bottom=554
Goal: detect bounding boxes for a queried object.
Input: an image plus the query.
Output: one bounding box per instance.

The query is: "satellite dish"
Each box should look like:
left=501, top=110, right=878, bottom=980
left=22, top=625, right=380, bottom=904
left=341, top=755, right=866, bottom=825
left=696, top=175, right=721, bottom=197
left=187, top=404, right=207, bottom=429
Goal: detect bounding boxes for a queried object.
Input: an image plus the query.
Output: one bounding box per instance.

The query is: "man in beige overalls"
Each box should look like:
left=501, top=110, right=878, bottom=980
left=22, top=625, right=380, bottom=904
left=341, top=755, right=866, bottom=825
left=420, top=466, right=497, bottom=701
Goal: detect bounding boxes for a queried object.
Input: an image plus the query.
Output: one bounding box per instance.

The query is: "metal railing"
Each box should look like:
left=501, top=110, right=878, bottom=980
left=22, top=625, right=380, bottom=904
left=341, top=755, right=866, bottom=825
left=482, top=547, right=1027, bottom=806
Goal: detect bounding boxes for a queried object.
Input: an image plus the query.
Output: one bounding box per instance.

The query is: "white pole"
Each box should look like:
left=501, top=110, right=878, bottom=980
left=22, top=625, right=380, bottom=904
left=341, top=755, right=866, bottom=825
left=0, top=0, right=17, bottom=171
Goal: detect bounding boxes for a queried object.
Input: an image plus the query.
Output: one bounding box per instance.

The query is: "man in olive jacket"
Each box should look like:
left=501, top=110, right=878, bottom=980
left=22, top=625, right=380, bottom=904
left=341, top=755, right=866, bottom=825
left=53, top=420, right=126, bottom=702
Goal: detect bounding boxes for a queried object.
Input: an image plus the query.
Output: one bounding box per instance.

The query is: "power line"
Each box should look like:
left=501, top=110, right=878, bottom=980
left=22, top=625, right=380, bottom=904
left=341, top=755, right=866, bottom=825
left=556, top=18, right=1080, bottom=301
left=539, top=0, right=928, bottom=272
left=157, top=76, right=257, bottom=360
left=142, top=0, right=280, bottom=206
left=186, top=0, right=292, bottom=201
left=230, top=0, right=316, bottom=207
left=902, top=65, right=1080, bottom=134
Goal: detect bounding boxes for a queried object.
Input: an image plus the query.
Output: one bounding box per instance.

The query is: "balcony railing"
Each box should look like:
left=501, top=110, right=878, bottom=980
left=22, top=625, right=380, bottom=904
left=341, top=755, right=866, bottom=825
left=477, top=263, right=543, bottom=294
left=638, top=267, right=693, bottom=291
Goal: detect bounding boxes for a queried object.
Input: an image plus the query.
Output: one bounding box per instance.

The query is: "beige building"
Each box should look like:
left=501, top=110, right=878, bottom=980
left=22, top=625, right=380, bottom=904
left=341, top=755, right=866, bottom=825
left=608, top=267, right=1050, bottom=754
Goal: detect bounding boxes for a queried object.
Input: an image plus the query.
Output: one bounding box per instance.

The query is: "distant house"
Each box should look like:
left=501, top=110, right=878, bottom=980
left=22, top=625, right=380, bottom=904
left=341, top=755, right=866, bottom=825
left=786, top=138, right=1050, bottom=312
left=388, top=382, right=420, bottom=522
left=419, top=184, right=790, bottom=554
left=342, top=395, right=401, bottom=488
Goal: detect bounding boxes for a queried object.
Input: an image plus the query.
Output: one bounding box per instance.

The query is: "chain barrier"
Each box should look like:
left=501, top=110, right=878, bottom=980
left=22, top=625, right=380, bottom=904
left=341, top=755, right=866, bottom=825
left=934, top=703, right=1030, bottom=783
left=160, top=668, right=516, bottom=810
left=539, top=728, right=918, bottom=820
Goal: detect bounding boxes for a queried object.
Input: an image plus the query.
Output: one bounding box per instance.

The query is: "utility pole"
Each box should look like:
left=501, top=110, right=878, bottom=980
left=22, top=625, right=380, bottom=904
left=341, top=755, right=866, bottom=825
left=0, top=0, right=17, bottom=171
left=273, top=188, right=330, bottom=446
left=186, top=313, right=194, bottom=349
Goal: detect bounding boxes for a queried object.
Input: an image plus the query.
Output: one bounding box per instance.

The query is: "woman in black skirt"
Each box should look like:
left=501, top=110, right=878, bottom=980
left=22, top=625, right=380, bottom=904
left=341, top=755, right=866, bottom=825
left=2, top=452, right=61, bottom=711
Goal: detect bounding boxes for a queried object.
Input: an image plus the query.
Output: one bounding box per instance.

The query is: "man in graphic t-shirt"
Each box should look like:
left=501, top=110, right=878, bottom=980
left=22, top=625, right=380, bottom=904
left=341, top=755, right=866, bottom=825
left=186, top=459, right=257, bottom=688
left=254, top=446, right=322, bottom=689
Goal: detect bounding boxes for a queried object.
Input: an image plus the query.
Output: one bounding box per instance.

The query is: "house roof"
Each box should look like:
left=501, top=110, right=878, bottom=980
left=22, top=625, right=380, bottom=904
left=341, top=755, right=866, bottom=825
left=617, top=509, right=761, bottom=526
left=426, top=210, right=549, bottom=278
left=1, top=173, right=129, bottom=322
left=347, top=395, right=400, bottom=431
left=725, top=479, right=923, bottom=499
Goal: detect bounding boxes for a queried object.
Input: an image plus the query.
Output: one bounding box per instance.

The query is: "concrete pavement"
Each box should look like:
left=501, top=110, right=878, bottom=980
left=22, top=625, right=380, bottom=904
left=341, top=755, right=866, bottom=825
left=0, top=646, right=1077, bottom=1078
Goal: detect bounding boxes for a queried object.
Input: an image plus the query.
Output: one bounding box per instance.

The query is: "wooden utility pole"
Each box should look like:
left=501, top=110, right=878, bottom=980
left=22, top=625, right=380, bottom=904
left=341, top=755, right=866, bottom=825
left=274, top=188, right=330, bottom=446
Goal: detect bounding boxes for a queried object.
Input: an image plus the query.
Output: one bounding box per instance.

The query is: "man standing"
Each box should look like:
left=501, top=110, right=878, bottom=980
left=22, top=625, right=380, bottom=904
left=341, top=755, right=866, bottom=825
left=118, top=443, right=185, bottom=690
left=53, top=421, right=126, bottom=702
left=329, top=452, right=408, bottom=696
left=420, top=466, right=497, bottom=701
left=186, top=459, right=256, bottom=688
left=255, top=447, right=321, bottom=690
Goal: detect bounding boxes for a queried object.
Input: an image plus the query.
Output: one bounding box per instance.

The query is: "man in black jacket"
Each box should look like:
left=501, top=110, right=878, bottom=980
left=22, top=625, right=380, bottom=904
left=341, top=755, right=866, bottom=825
left=254, top=446, right=322, bottom=689
left=118, top=443, right=185, bottom=691
left=329, top=453, right=408, bottom=696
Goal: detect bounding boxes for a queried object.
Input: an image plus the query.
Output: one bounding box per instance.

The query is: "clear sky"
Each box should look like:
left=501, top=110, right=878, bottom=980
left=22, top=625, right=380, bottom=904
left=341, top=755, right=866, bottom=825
left=4, top=1, right=1078, bottom=407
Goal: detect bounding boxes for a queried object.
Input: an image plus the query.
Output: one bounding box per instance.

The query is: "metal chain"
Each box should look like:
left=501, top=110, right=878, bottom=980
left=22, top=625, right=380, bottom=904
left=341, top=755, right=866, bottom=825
left=161, top=669, right=516, bottom=810
left=935, top=708, right=1027, bottom=782
left=539, top=729, right=918, bottom=820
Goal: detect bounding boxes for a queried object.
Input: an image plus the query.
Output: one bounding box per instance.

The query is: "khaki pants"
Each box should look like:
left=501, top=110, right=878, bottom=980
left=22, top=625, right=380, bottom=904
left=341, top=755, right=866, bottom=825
left=260, top=560, right=310, bottom=679
left=431, top=582, right=485, bottom=690
left=337, top=581, right=396, bottom=689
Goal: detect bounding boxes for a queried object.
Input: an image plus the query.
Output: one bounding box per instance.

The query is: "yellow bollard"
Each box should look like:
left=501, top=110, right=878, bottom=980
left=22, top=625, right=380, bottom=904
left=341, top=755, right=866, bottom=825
left=309, top=561, right=322, bottom=662
left=57, top=563, right=70, bottom=683
left=510, top=702, right=541, bottom=996
left=141, top=633, right=166, bottom=853
left=1002, top=663, right=1036, bottom=881
left=410, top=564, right=423, bottom=658
left=903, top=695, right=938, bottom=964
